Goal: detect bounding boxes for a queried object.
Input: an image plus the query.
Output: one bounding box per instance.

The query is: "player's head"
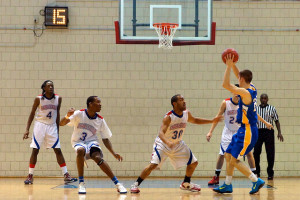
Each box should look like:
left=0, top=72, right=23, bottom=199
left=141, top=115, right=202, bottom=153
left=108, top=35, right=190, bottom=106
left=41, top=80, right=54, bottom=95
left=87, top=96, right=101, bottom=112
left=260, top=93, right=268, bottom=105
left=238, top=69, right=252, bottom=85
left=171, top=94, right=186, bottom=111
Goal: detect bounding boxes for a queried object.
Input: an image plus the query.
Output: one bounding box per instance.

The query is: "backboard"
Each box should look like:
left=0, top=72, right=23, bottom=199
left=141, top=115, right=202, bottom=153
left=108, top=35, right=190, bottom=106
left=115, top=0, right=215, bottom=46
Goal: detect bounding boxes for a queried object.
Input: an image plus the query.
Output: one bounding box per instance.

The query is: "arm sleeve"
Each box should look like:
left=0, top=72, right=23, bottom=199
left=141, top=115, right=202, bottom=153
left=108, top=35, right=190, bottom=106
left=273, top=107, right=279, bottom=121
left=99, top=118, right=112, bottom=139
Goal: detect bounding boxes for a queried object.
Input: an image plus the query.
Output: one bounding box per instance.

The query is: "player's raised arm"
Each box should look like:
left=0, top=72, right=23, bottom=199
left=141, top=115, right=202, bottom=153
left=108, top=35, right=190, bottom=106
left=59, top=107, right=75, bottom=126
left=257, top=113, right=274, bottom=130
left=222, top=54, right=252, bottom=104
left=206, top=100, right=226, bottom=142
left=158, top=115, right=172, bottom=147
left=23, top=97, right=40, bottom=140
left=187, top=111, right=223, bottom=125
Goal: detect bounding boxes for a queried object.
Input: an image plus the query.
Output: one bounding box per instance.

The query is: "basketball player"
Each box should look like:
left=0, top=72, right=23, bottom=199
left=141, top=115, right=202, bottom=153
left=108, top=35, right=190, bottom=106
left=23, top=80, right=76, bottom=184
left=213, top=54, right=265, bottom=194
left=59, top=96, right=127, bottom=195
left=130, top=94, right=223, bottom=193
left=207, top=86, right=273, bottom=185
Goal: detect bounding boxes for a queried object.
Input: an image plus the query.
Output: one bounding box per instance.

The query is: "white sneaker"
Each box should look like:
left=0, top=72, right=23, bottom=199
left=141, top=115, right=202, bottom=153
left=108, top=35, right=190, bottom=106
left=116, top=183, right=127, bottom=194
left=78, top=182, right=86, bottom=194
left=130, top=184, right=140, bottom=193
left=180, top=182, right=201, bottom=192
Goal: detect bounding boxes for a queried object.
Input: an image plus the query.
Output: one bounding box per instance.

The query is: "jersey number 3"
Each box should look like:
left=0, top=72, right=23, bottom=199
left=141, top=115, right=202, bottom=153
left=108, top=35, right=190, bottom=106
left=80, top=132, right=87, bottom=141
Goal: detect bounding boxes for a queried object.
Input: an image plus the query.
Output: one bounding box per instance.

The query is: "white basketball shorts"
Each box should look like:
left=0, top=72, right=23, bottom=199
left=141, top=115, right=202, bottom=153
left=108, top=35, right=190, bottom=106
left=73, top=141, right=103, bottom=160
left=30, top=121, right=61, bottom=149
left=150, top=137, right=197, bottom=170
left=219, top=126, right=237, bottom=155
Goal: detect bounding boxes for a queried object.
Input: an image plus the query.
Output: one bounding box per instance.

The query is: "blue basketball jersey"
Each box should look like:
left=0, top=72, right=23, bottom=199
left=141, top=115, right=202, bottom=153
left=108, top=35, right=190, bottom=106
left=236, top=84, right=258, bottom=126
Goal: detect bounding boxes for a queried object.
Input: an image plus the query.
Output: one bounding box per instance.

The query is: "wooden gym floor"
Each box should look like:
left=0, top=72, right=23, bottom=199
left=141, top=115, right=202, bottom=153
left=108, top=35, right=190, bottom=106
left=0, top=177, right=299, bottom=200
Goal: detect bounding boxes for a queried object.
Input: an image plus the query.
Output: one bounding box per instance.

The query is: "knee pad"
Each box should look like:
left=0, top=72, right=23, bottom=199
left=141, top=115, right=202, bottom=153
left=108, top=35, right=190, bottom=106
left=97, top=159, right=104, bottom=166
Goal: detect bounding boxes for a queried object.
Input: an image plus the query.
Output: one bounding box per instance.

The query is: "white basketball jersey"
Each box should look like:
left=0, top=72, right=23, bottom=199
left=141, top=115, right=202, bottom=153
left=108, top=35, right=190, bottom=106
left=224, top=98, right=240, bottom=132
left=163, top=110, right=188, bottom=144
left=35, top=94, right=59, bottom=125
left=68, top=109, right=112, bottom=145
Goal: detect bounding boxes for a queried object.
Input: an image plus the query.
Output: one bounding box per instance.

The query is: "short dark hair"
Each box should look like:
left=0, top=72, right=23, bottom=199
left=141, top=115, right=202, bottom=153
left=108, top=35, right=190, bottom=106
left=86, top=96, right=98, bottom=108
left=235, top=84, right=239, bottom=87
left=239, top=69, right=252, bottom=83
left=171, top=94, right=181, bottom=107
left=260, top=93, right=268, bottom=98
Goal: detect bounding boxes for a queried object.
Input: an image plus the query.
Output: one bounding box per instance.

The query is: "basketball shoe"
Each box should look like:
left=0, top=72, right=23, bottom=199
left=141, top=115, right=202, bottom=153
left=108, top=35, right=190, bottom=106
left=130, top=184, right=140, bottom=193
left=208, top=176, right=219, bottom=185
left=249, top=178, right=265, bottom=194
left=180, top=182, right=201, bottom=192
left=24, top=174, right=33, bottom=184
left=213, top=183, right=233, bottom=193
left=64, top=172, right=78, bottom=183
left=116, top=183, right=127, bottom=194
left=78, top=182, right=86, bottom=194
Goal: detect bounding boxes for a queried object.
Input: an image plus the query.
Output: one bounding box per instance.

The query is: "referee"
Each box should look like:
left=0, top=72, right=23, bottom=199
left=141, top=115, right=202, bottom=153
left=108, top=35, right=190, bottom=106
left=253, top=93, right=284, bottom=180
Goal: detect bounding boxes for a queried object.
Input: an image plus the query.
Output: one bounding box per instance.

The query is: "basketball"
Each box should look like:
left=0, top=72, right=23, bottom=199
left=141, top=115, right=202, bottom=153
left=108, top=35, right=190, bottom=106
left=222, top=48, right=239, bottom=63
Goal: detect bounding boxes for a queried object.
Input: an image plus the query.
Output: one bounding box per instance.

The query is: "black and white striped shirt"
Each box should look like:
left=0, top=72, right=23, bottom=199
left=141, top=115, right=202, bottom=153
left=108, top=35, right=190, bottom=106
left=257, top=104, right=279, bottom=129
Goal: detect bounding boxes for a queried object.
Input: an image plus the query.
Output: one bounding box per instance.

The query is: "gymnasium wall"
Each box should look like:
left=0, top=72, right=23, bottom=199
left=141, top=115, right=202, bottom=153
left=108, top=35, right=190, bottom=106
left=0, top=0, right=299, bottom=177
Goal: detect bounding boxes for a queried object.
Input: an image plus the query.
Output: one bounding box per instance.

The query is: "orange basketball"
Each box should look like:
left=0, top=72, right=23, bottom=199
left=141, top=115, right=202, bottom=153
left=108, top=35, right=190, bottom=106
left=222, top=48, right=239, bottom=63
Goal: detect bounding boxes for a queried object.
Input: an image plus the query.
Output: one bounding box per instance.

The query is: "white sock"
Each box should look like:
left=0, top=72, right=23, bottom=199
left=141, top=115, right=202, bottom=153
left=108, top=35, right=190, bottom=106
left=29, top=167, right=34, bottom=174
left=249, top=173, right=258, bottom=182
left=250, top=168, right=256, bottom=172
left=61, top=166, right=68, bottom=175
left=225, top=176, right=232, bottom=185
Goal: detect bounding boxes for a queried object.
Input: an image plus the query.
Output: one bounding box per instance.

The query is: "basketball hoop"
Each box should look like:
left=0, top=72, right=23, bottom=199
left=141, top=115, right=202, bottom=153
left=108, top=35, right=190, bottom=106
left=153, top=23, right=178, bottom=50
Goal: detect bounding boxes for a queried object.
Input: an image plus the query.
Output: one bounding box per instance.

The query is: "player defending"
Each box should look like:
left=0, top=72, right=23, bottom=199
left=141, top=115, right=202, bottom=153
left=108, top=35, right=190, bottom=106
left=59, top=96, right=127, bottom=194
left=130, top=94, right=223, bottom=193
left=213, top=54, right=265, bottom=194
left=207, top=86, right=273, bottom=185
left=23, top=80, right=76, bottom=184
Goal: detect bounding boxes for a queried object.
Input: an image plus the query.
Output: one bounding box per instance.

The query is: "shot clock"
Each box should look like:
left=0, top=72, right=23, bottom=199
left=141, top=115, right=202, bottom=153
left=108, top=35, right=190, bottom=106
left=44, top=7, right=68, bottom=28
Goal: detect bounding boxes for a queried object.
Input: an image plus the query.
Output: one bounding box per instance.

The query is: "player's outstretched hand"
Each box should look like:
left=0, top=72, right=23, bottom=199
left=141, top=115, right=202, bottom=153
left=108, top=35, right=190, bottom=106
left=213, top=115, right=224, bottom=123
left=23, top=130, right=29, bottom=140
left=67, top=107, right=76, bottom=117
left=225, top=54, right=236, bottom=67
left=114, top=153, right=123, bottom=162
left=266, top=122, right=274, bottom=130
left=206, top=132, right=212, bottom=142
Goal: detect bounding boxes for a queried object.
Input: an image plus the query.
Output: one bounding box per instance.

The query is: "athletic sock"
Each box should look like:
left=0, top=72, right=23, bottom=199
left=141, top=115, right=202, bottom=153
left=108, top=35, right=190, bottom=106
left=225, top=176, right=232, bottom=185
left=79, top=176, right=84, bottom=183
left=112, top=176, right=119, bottom=185
left=29, top=164, right=35, bottom=175
left=215, top=169, right=221, bottom=177
left=250, top=168, right=257, bottom=175
left=136, top=177, right=144, bottom=186
left=60, top=163, right=68, bottom=175
left=249, top=173, right=258, bottom=182
left=184, top=176, right=191, bottom=183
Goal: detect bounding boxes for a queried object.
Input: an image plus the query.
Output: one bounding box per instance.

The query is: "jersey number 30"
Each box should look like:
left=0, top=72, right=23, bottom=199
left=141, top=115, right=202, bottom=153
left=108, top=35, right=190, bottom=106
left=172, top=130, right=183, bottom=139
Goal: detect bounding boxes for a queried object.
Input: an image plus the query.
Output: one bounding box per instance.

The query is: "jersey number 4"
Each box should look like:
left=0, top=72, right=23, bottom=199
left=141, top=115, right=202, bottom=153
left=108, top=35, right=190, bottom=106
left=46, top=111, right=52, bottom=119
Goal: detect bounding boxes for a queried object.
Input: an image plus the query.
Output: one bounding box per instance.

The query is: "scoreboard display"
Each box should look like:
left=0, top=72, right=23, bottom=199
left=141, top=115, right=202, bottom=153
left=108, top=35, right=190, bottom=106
left=44, top=7, right=68, bottom=28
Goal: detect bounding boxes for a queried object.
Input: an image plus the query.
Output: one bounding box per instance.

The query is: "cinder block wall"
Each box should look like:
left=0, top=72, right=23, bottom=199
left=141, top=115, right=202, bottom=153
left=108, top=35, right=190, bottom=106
left=0, top=0, right=299, bottom=177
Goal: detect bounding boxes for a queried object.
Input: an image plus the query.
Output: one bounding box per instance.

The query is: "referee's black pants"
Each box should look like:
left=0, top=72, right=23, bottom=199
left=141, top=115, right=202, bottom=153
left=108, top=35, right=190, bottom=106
left=253, top=128, right=275, bottom=178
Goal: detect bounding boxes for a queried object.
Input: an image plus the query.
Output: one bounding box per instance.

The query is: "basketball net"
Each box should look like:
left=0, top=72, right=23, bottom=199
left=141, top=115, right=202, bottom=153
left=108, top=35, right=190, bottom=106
left=153, top=23, right=178, bottom=50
